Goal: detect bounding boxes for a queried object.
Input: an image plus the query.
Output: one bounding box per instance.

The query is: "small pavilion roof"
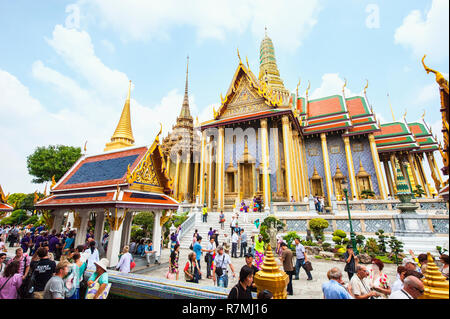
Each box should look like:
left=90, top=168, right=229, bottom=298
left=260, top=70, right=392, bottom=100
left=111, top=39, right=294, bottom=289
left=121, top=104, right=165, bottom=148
left=373, top=121, right=419, bottom=153
left=407, top=120, right=439, bottom=153
left=345, top=96, right=380, bottom=136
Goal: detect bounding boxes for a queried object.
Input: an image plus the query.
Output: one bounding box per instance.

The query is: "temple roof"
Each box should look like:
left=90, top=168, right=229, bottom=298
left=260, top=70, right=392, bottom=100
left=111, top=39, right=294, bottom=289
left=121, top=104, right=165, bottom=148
left=408, top=120, right=439, bottom=153
left=345, top=96, right=379, bottom=136
left=0, top=202, right=13, bottom=211
left=374, top=121, right=419, bottom=153
left=36, top=189, right=178, bottom=210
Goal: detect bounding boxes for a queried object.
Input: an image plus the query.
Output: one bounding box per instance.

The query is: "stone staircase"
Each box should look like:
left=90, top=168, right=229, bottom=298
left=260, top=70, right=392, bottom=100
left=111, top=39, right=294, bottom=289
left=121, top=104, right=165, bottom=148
left=177, top=210, right=268, bottom=249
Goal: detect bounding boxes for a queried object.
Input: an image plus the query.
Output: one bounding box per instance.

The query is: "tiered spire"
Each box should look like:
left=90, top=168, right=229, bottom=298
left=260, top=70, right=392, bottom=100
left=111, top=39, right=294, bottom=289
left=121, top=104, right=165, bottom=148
left=179, top=56, right=192, bottom=119
left=104, top=80, right=135, bottom=151
left=258, top=29, right=289, bottom=101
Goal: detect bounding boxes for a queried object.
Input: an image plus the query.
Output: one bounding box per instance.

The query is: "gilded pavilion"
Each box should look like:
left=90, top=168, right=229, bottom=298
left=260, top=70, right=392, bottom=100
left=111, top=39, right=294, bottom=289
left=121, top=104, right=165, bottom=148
left=162, top=31, right=444, bottom=212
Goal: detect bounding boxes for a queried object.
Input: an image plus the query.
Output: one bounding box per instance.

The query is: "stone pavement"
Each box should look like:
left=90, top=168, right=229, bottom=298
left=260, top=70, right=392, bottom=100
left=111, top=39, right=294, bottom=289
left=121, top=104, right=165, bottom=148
left=132, top=247, right=399, bottom=299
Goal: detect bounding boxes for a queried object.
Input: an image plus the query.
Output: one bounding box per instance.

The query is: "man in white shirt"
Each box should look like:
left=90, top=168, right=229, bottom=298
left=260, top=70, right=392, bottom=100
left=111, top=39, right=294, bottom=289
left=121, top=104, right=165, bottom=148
left=212, top=245, right=236, bottom=288
left=389, top=276, right=424, bottom=299
left=349, top=265, right=378, bottom=299
left=205, top=237, right=216, bottom=279
left=231, top=230, right=239, bottom=258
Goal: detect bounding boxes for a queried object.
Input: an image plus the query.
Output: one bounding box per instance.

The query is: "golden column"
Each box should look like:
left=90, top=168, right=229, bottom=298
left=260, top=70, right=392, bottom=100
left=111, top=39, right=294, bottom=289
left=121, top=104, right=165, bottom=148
left=368, top=133, right=388, bottom=199
left=173, top=151, right=181, bottom=200
left=208, top=142, right=214, bottom=208
left=320, top=133, right=333, bottom=206
left=420, top=252, right=449, bottom=299
left=272, top=124, right=283, bottom=197
left=199, top=131, right=207, bottom=204
left=291, top=131, right=302, bottom=201
left=431, top=153, right=444, bottom=185
left=383, top=160, right=395, bottom=196
left=415, top=154, right=431, bottom=197
left=281, top=116, right=294, bottom=200
left=184, top=153, right=191, bottom=201
left=426, top=152, right=442, bottom=191
left=407, top=153, right=421, bottom=190
left=193, top=161, right=199, bottom=201
left=288, top=123, right=299, bottom=201
left=343, top=136, right=359, bottom=200
left=253, top=245, right=289, bottom=299
left=300, top=137, right=310, bottom=197
left=260, top=119, right=271, bottom=211
left=217, top=127, right=225, bottom=210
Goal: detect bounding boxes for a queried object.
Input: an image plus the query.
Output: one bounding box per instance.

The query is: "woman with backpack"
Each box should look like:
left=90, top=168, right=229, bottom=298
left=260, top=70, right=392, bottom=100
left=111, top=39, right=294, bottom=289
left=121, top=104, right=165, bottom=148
left=184, top=252, right=201, bottom=283
left=0, top=260, right=22, bottom=299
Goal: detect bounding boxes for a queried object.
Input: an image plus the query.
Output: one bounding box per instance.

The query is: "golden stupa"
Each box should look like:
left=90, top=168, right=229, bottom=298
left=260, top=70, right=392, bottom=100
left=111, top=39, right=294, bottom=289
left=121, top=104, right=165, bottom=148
left=253, top=244, right=289, bottom=299
left=419, top=252, right=449, bottom=299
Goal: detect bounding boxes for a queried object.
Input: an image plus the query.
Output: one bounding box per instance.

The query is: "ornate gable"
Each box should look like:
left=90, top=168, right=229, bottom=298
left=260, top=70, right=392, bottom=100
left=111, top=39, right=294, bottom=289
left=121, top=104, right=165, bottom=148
left=215, top=62, right=282, bottom=120
left=127, top=128, right=173, bottom=194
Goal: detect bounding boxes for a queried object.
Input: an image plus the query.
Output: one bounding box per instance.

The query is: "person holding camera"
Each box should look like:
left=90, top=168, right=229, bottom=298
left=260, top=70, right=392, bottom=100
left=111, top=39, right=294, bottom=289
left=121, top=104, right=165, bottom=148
left=212, top=245, right=236, bottom=288
left=349, top=265, right=378, bottom=299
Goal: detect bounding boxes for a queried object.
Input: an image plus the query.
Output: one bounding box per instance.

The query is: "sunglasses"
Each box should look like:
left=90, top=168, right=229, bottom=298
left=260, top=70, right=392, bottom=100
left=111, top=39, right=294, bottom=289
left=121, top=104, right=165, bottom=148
left=413, top=287, right=424, bottom=294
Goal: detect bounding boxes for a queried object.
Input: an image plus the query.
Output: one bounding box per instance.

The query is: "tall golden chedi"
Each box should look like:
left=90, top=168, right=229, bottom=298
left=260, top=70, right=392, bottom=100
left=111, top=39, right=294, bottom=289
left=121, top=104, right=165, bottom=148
left=253, top=245, right=289, bottom=299
left=104, top=80, right=135, bottom=151
left=419, top=252, right=449, bottom=299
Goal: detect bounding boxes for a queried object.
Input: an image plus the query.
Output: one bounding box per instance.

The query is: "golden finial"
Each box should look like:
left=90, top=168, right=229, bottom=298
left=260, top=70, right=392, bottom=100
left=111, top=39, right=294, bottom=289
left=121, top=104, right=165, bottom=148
left=237, top=48, right=241, bottom=63
left=84, top=141, right=87, bottom=153
left=296, top=78, right=301, bottom=97
left=387, top=93, right=396, bottom=121
left=342, top=78, right=347, bottom=94
left=421, top=110, right=426, bottom=120
left=33, top=191, right=39, bottom=204
left=51, top=175, right=56, bottom=189
left=306, top=80, right=311, bottom=97
left=422, top=55, right=449, bottom=91
left=364, top=79, right=369, bottom=94
left=43, top=184, right=47, bottom=197
left=246, top=56, right=250, bottom=70
left=220, top=92, right=224, bottom=103
left=402, top=109, right=407, bottom=120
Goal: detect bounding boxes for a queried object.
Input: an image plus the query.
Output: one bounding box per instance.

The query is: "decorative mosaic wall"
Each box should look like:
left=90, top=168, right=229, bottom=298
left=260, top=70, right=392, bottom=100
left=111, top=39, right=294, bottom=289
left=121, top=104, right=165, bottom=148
left=323, top=219, right=334, bottom=232
left=268, top=126, right=279, bottom=193
left=327, top=135, right=352, bottom=198
left=364, top=219, right=392, bottom=233
left=336, top=219, right=361, bottom=232
left=420, top=202, right=447, bottom=211
left=431, top=219, right=449, bottom=234
left=350, top=136, right=380, bottom=195
left=286, top=219, right=308, bottom=232
left=304, top=136, right=327, bottom=198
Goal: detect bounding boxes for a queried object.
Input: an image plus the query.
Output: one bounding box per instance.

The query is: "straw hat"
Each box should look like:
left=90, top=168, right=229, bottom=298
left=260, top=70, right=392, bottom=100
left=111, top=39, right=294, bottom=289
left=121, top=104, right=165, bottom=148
left=94, top=258, right=109, bottom=272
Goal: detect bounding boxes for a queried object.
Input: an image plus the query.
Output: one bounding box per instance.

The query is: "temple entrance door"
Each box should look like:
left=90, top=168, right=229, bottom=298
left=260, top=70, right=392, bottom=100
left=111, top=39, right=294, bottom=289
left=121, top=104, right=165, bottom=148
left=240, top=163, right=254, bottom=198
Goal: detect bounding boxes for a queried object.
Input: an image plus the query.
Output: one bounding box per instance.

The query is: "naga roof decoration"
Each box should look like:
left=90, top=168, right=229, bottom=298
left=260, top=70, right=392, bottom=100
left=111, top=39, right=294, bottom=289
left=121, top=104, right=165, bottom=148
left=0, top=185, right=13, bottom=212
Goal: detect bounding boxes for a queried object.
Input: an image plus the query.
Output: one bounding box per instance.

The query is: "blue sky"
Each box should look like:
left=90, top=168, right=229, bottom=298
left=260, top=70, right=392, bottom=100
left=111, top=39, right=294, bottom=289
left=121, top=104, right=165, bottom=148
left=0, top=0, right=448, bottom=193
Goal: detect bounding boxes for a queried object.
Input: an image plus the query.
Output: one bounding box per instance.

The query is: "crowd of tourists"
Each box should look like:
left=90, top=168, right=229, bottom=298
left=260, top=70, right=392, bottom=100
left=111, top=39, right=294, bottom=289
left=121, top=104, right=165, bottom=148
left=0, top=224, right=111, bottom=299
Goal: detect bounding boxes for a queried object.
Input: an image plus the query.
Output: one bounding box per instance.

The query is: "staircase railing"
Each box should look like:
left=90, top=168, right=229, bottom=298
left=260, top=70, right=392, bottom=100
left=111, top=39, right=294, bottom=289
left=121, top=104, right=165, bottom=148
left=177, top=210, right=197, bottom=242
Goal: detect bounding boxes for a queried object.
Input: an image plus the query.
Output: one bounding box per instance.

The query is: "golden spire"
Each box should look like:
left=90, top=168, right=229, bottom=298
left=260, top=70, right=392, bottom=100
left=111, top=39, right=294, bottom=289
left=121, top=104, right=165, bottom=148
left=104, top=80, right=135, bottom=151
left=50, top=175, right=56, bottom=189
left=237, top=48, right=241, bottom=64
left=342, top=78, right=347, bottom=95
left=422, top=55, right=449, bottom=93
left=364, top=79, right=369, bottom=95
left=306, top=80, right=311, bottom=98
left=387, top=93, right=396, bottom=121
left=357, top=160, right=369, bottom=177
left=296, top=78, right=301, bottom=97
left=253, top=245, right=289, bottom=299
left=421, top=110, right=426, bottom=120
left=420, top=252, right=449, bottom=299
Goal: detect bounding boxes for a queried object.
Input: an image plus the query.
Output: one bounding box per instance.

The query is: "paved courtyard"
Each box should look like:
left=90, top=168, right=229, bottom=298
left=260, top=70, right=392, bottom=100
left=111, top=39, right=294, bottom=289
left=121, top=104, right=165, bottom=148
left=132, top=247, right=398, bottom=299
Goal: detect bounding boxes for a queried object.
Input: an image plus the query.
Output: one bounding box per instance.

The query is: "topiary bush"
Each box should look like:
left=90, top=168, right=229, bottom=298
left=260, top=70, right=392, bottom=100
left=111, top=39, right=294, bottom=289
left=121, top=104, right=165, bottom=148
left=365, top=237, right=379, bottom=257
left=332, top=229, right=347, bottom=246
left=283, top=231, right=301, bottom=250
left=308, top=218, right=329, bottom=242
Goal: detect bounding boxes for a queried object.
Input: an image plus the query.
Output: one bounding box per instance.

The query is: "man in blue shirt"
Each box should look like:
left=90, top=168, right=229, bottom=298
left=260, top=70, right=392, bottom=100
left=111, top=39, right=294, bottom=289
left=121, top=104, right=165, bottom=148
left=193, top=236, right=209, bottom=279
left=322, top=267, right=353, bottom=299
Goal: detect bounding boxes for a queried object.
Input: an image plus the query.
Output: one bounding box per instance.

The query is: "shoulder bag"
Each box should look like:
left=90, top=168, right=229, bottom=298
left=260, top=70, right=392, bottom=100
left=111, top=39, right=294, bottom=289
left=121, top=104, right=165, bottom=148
left=0, top=276, right=13, bottom=293
left=304, top=260, right=313, bottom=272
left=215, top=255, right=225, bottom=277
left=85, top=274, right=112, bottom=299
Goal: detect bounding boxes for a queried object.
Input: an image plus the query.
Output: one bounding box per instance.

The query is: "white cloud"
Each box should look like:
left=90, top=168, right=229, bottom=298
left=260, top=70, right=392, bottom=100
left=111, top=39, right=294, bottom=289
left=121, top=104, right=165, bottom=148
left=415, top=82, right=440, bottom=106
left=309, top=73, right=358, bottom=99
left=394, top=0, right=449, bottom=63
left=100, top=39, right=115, bottom=53
left=76, top=0, right=321, bottom=51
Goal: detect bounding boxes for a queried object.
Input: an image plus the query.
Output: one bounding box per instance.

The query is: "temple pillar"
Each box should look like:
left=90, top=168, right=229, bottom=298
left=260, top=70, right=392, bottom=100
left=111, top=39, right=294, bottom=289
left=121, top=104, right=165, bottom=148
left=281, top=116, right=294, bottom=200
left=193, top=161, right=199, bottom=202
left=174, top=152, right=181, bottom=200
left=415, top=154, right=431, bottom=197
left=120, top=211, right=134, bottom=250
left=75, top=210, right=90, bottom=247
left=152, top=210, right=162, bottom=262
left=52, top=211, right=65, bottom=233
left=106, top=208, right=127, bottom=267
left=199, top=131, right=207, bottom=205
left=208, top=143, right=214, bottom=208
left=320, top=133, right=333, bottom=206
left=288, top=125, right=299, bottom=202
left=272, top=124, right=283, bottom=196
left=217, top=127, right=225, bottom=210
left=94, top=211, right=105, bottom=244
left=343, top=136, right=359, bottom=200
left=431, top=153, right=444, bottom=185
left=426, top=152, right=442, bottom=191
left=407, top=153, right=421, bottom=190
left=184, top=153, right=191, bottom=201
left=291, top=131, right=302, bottom=201
left=390, top=154, right=398, bottom=182
left=383, top=160, right=395, bottom=196
left=368, top=133, right=388, bottom=199
left=260, top=119, right=271, bottom=212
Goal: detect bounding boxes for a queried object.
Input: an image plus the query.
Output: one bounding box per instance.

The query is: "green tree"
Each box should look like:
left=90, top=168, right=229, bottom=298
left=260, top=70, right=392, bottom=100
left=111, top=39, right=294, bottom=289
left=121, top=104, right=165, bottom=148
left=388, top=236, right=404, bottom=265
left=332, top=229, right=347, bottom=246
left=375, top=229, right=387, bottom=253
left=308, top=218, right=329, bottom=242
left=132, top=212, right=154, bottom=237
left=413, top=185, right=426, bottom=198
left=0, top=209, right=28, bottom=226
left=7, top=193, right=27, bottom=209
left=27, top=145, right=82, bottom=183
left=360, top=189, right=375, bottom=199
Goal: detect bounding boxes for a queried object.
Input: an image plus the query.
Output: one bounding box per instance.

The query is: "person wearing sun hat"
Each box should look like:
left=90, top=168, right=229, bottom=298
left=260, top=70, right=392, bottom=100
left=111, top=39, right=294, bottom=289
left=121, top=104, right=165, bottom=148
left=86, top=258, right=109, bottom=299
